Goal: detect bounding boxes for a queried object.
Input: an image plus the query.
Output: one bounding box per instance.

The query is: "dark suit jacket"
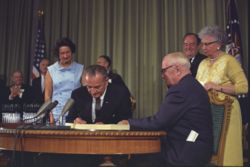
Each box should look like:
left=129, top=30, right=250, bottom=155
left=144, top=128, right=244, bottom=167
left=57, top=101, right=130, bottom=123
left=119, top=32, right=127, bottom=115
left=0, top=79, right=8, bottom=103
left=190, top=53, right=206, bottom=77
left=66, top=83, right=132, bottom=124
left=32, top=77, right=44, bottom=104
left=108, top=71, right=132, bottom=96
left=129, top=74, right=213, bottom=166
left=8, top=84, right=34, bottom=103
left=108, top=71, right=125, bottom=86
left=6, top=84, right=34, bottom=113
left=0, top=79, right=8, bottom=120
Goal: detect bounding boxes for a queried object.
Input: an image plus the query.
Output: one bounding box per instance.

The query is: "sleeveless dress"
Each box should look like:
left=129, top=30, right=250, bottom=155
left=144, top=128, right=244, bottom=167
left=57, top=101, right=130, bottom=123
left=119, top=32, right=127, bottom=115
left=48, top=61, right=83, bottom=122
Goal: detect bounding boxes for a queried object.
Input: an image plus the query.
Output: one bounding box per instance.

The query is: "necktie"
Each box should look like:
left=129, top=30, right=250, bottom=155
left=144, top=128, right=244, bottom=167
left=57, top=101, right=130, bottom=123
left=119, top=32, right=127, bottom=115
left=190, top=57, right=195, bottom=64
left=95, top=97, right=101, bottom=111
left=93, top=97, right=101, bottom=122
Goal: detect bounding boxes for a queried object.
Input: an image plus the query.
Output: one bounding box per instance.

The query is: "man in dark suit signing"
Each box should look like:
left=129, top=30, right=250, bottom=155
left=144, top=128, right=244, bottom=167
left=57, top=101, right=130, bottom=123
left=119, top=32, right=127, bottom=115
left=66, top=64, right=132, bottom=124
left=183, top=33, right=206, bottom=77
left=119, top=52, right=213, bottom=167
left=65, top=64, right=132, bottom=166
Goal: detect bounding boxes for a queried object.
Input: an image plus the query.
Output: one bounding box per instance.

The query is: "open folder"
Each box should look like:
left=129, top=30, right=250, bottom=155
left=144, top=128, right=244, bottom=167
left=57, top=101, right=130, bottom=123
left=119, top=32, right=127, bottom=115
left=65, top=123, right=130, bottom=131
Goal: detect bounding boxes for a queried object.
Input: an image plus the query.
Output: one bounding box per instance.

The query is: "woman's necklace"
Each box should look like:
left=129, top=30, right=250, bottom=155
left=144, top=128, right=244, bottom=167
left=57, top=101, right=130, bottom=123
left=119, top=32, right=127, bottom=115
left=209, top=57, right=218, bottom=65
left=210, top=57, right=217, bottom=61
left=209, top=52, right=222, bottom=64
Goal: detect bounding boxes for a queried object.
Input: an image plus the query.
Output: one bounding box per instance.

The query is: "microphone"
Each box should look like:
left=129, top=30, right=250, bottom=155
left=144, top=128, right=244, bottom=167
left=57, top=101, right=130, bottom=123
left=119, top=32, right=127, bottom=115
left=22, top=99, right=52, bottom=122
left=57, top=98, right=75, bottom=124
left=36, top=99, right=52, bottom=118
left=43, top=100, right=59, bottom=116
left=23, top=100, right=58, bottom=123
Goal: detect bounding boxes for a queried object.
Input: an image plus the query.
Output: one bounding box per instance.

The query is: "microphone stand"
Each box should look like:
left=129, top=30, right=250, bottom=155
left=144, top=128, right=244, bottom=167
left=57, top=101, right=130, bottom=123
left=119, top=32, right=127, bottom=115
left=17, top=113, right=46, bottom=129
left=56, top=113, right=67, bottom=126
left=58, top=116, right=63, bottom=126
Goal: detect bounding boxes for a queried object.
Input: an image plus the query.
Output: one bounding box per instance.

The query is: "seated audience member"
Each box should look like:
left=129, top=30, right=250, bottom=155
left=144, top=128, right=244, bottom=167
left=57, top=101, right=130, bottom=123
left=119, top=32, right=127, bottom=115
left=0, top=78, right=8, bottom=121
left=32, top=58, right=50, bottom=104
left=196, top=25, right=248, bottom=166
left=0, top=78, right=6, bottom=90
left=119, top=52, right=213, bottom=167
left=97, top=55, right=127, bottom=87
left=0, top=78, right=7, bottom=103
left=182, top=33, right=206, bottom=77
left=66, top=64, right=132, bottom=124
left=7, top=70, right=33, bottom=105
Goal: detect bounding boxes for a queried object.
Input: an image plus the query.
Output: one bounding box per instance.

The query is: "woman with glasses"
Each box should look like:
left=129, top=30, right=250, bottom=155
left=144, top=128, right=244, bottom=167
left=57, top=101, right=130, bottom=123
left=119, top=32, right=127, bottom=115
left=196, top=25, right=248, bottom=166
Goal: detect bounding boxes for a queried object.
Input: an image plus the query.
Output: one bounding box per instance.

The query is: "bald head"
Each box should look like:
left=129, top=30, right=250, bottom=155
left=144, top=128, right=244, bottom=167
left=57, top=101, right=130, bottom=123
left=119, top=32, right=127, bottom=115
left=82, top=65, right=109, bottom=98
left=161, top=52, right=191, bottom=87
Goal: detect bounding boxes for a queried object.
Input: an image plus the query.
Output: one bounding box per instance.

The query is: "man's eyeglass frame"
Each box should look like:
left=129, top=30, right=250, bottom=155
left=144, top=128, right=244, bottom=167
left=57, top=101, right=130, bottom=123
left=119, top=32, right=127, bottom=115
left=161, top=65, right=174, bottom=74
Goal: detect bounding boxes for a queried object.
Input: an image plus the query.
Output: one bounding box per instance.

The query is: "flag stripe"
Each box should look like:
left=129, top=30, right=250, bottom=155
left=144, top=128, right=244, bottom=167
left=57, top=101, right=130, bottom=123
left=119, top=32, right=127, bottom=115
left=32, top=11, right=46, bottom=80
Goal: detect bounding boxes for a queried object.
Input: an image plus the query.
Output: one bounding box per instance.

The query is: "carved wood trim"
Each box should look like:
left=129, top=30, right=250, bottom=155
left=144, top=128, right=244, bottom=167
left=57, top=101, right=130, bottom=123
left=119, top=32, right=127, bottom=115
left=208, top=90, right=233, bottom=166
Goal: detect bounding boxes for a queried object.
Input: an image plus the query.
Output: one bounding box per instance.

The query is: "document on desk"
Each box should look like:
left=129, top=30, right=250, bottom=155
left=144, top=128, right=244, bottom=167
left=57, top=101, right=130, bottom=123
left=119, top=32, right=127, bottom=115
left=65, top=123, right=130, bottom=131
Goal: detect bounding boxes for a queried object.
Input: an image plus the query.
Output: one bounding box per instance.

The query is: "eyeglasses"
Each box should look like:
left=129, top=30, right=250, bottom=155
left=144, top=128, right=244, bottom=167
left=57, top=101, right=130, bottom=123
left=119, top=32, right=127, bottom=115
left=161, top=65, right=174, bottom=74
left=201, top=40, right=218, bottom=46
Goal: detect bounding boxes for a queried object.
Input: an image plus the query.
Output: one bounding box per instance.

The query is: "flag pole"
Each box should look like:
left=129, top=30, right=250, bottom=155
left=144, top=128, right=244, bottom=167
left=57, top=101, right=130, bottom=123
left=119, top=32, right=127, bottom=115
left=30, top=9, right=46, bottom=84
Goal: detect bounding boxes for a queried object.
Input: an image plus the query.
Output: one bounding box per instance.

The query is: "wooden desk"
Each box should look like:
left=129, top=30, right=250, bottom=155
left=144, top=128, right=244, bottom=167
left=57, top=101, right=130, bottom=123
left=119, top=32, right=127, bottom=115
left=0, top=128, right=166, bottom=155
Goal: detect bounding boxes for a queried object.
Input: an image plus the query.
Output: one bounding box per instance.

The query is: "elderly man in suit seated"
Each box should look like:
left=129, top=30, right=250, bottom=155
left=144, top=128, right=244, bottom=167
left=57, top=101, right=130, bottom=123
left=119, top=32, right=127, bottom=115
left=119, top=52, right=213, bottom=167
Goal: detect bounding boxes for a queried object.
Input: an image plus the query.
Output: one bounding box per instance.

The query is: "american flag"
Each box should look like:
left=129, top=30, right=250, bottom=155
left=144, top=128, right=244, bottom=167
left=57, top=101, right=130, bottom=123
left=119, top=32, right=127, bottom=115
left=31, top=10, right=46, bottom=79
left=225, top=0, right=242, bottom=63
left=225, top=0, right=249, bottom=126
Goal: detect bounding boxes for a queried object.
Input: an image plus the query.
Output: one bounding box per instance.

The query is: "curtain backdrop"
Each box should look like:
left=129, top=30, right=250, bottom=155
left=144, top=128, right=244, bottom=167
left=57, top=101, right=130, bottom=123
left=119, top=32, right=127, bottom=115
left=0, top=0, right=248, bottom=118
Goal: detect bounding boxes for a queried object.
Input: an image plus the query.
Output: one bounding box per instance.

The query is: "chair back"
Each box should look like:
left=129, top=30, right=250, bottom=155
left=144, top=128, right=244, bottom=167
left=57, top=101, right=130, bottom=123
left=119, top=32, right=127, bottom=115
left=208, top=90, right=233, bottom=166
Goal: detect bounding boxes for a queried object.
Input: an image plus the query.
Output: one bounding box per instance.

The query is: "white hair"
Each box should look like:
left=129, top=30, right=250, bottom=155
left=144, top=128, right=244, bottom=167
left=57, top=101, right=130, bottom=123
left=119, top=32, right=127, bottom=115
left=164, top=52, right=191, bottom=69
left=198, top=25, right=227, bottom=45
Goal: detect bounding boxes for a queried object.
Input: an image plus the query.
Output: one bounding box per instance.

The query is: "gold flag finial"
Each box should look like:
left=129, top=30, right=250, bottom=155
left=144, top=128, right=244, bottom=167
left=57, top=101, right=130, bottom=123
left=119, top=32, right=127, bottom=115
left=37, top=10, right=44, bottom=16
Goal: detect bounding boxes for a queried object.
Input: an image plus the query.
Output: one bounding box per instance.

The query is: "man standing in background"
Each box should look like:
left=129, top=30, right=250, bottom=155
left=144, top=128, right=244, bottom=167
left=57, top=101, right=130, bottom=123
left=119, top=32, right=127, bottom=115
left=182, top=33, right=206, bottom=77
left=32, top=58, right=50, bottom=104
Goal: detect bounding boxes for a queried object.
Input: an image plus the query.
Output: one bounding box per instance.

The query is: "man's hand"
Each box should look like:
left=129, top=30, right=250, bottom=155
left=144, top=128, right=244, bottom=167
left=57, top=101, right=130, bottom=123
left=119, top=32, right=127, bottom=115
left=118, top=120, right=129, bottom=125
left=10, top=86, right=21, bottom=98
left=95, top=122, right=104, bottom=124
left=74, top=117, right=87, bottom=124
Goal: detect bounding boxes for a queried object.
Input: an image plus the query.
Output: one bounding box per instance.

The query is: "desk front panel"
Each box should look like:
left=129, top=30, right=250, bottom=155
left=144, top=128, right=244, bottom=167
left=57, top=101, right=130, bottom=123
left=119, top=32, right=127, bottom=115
left=0, top=128, right=166, bottom=155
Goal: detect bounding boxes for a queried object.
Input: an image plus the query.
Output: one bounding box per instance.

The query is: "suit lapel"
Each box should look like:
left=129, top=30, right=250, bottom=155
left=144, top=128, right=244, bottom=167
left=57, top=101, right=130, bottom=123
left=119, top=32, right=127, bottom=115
left=101, top=85, right=112, bottom=112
